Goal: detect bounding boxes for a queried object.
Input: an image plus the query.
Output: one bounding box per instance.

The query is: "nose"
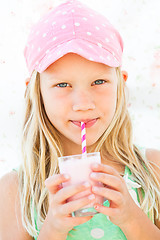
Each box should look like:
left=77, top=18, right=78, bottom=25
left=72, top=89, right=96, bottom=111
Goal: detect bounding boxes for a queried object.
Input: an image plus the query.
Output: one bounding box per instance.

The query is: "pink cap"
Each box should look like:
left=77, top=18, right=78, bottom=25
left=24, top=0, right=124, bottom=76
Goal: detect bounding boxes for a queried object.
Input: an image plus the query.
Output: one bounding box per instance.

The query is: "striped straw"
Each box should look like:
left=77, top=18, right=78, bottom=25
left=81, top=122, right=86, bottom=154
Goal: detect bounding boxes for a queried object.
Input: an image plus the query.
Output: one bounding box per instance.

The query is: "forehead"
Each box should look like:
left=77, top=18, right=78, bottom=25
left=41, top=53, right=116, bottom=78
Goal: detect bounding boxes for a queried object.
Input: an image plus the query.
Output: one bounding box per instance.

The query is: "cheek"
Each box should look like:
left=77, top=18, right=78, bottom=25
left=100, top=88, right=117, bottom=115
left=42, top=93, right=69, bottom=125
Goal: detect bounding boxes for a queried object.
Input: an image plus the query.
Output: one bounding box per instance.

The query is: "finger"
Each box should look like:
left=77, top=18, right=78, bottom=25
left=92, top=186, right=123, bottom=206
left=45, top=174, right=70, bottom=194
left=90, top=172, right=124, bottom=192
left=57, top=194, right=96, bottom=216
left=71, top=216, right=93, bottom=226
left=54, top=182, right=91, bottom=203
left=93, top=203, right=118, bottom=218
left=90, top=163, right=121, bottom=177
left=63, top=215, right=93, bottom=227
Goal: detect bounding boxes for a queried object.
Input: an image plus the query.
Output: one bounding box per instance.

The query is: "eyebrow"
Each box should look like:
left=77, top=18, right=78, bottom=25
left=43, top=66, right=114, bottom=81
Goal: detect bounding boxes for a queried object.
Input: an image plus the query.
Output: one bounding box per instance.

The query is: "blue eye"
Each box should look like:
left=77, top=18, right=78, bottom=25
left=57, top=83, right=69, bottom=88
left=93, top=80, right=106, bottom=85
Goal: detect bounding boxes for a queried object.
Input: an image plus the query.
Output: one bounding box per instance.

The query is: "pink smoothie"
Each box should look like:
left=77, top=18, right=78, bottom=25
left=58, top=152, right=104, bottom=210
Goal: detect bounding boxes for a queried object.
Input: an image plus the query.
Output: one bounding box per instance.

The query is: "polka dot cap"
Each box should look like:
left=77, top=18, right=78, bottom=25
left=24, top=0, right=124, bottom=76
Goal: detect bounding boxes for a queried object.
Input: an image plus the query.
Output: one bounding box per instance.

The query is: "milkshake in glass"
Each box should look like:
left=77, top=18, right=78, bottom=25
left=58, top=152, right=104, bottom=217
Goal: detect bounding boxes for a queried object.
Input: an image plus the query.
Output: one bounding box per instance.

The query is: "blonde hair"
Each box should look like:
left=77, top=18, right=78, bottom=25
left=18, top=67, right=160, bottom=238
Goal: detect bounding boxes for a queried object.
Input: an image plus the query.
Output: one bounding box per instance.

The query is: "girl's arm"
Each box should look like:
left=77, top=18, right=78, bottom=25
left=90, top=149, right=160, bottom=240
left=0, top=171, right=33, bottom=240
left=120, top=148, right=160, bottom=240
left=0, top=171, right=94, bottom=240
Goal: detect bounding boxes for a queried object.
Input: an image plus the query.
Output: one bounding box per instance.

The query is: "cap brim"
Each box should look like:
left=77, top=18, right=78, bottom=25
left=35, top=39, right=120, bottom=74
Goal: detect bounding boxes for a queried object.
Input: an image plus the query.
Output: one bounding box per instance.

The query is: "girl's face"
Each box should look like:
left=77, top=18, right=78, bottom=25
left=40, top=53, right=118, bottom=155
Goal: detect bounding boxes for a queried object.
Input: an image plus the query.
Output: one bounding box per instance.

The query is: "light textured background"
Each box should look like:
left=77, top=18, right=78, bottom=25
left=0, top=0, right=160, bottom=177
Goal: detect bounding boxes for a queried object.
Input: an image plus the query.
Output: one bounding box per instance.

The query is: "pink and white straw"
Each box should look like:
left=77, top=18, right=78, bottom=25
left=81, top=122, right=86, bottom=154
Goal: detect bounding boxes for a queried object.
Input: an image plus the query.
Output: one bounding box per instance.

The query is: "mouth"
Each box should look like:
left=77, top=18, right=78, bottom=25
left=70, top=118, right=99, bottom=128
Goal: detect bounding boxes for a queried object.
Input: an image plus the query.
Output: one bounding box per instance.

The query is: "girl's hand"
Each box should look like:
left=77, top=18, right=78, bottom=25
left=45, top=174, right=95, bottom=236
left=90, top=163, right=139, bottom=228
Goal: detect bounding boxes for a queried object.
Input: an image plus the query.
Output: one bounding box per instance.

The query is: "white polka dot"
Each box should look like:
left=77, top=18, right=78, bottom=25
left=97, top=43, right=102, bottom=48
left=73, top=32, right=75, bottom=35
left=114, top=56, right=118, bottom=62
left=43, top=33, right=47, bottom=38
left=71, top=9, right=75, bottom=13
left=52, top=36, right=57, bottom=41
left=61, top=25, right=66, bottom=29
left=88, top=45, right=93, bottom=48
left=46, top=49, right=50, bottom=54
left=90, top=228, right=104, bottom=239
left=62, top=11, right=67, bottom=15
left=100, top=56, right=104, bottom=60
left=52, top=21, right=56, bottom=26
left=38, top=47, right=41, bottom=52
left=83, top=17, right=87, bottom=21
left=107, top=56, right=111, bottom=61
left=105, top=38, right=110, bottom=43
left=67, top=41, right=72, bottom=45
left=102, top=23, right=106, bottom=27
left=89, top=57, right=94, bottom=61
left=87, top=32, right=92, bottom=36
left=90, top=14, right=94, bottom=17
left=35, top=31, right=39, bottom=35
left=56, top=10, right=61, bottom=14
left=35, top=61, right=39, bottom=65
left=75, top=22, right=80, bottom=27
left=95, top=26, right=100, bottom=30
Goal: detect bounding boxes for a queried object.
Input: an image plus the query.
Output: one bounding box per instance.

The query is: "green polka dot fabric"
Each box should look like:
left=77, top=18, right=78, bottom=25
left=66, top=199, right=127, bottom=240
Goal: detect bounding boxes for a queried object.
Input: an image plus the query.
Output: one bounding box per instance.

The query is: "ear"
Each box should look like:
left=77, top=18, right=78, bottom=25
left=121, top=70, right=128, bottom=82
left=25, top=78, right=30, bottom=86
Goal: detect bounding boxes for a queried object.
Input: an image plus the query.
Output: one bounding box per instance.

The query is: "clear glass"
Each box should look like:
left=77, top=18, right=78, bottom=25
left=58, top=152, right=104, bottom=217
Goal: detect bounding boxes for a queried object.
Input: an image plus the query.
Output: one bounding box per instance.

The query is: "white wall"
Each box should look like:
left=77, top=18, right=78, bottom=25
left=0, top=0, right=160, bottom=177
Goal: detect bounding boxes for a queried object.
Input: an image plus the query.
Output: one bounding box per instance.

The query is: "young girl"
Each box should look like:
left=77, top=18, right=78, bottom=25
left=0, top=0, right=160, bottom=239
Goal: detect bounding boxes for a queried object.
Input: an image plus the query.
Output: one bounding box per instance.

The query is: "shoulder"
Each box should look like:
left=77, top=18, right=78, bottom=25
left=146, top=148, right=160, bottom=163
left=0, top=171, right=33, bottom=240
left=145, top=148, right=160, bottom=178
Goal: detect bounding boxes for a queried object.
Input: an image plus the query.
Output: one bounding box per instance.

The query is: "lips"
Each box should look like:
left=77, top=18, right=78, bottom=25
left=71, top=118, right=98, bottom=128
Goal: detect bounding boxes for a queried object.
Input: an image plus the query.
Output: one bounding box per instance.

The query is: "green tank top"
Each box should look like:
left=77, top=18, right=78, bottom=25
left=14, top=147, right=154, bottom=239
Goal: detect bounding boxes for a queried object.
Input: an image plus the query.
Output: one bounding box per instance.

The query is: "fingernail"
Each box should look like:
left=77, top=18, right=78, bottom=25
left=94, top=204, right=99, bottom=210
left=90, top=172, right=98, bottom=178
left=44, top=179, right=49, bottom=186
left=92, top=163, right=99, bottom=168
left=44, top=177, right=51, bottom=185
left=83, top=181, right=91, bottom=188
left=63, top=174, right=70, bottom=179
left=92, top=186, right=99, bottom=192
left=88, top=194, right=95, bottom=200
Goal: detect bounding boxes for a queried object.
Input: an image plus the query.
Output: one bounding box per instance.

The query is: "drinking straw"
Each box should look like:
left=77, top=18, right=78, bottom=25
left=81, top=122, right=86, bottom=154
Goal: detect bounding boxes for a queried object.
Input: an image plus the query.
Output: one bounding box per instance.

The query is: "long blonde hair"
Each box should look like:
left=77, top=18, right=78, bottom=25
left=18, top=67, right=160, bottom=238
